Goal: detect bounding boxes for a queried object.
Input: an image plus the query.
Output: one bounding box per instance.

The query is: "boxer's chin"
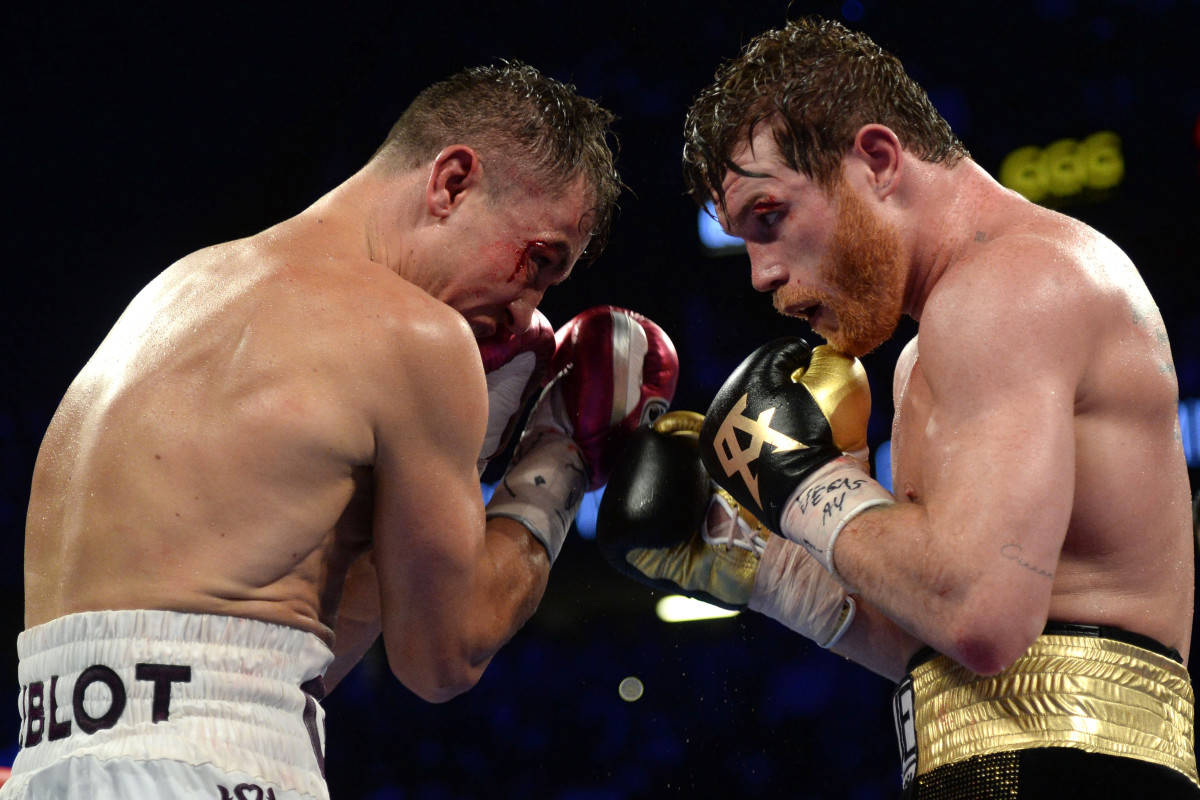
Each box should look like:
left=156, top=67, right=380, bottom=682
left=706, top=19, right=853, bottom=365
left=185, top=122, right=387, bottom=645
left=819, top=302, right=901, bottom=358
left=815, top=173, right=908, bottom=357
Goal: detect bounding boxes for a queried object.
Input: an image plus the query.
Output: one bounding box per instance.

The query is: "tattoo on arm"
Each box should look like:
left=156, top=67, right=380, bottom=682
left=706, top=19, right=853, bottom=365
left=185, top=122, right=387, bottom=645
left=1128, top=298, right=1175, bottom=374
left=999, top=544, right=1054, bottom=579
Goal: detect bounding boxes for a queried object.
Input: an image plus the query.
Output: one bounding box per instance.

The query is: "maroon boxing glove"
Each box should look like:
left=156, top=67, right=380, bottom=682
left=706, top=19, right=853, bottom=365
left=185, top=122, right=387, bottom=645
left=476, top=310, right=556, bottom=475
left=549, top=306, right=680, bottom=490
left=487, top=306, right=680, bottom=561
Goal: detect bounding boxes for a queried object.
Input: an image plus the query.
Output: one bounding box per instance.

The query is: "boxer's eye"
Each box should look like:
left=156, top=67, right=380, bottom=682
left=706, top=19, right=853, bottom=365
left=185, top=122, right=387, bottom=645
left=755, top=202, right=783, bottom=230
left=526, top=247, right=569, bottom=287
left=529, top=252, right=558, bottom=282
left=522, top=239, right=573, bottom=287
left=521, top=242, right=549, bottom=280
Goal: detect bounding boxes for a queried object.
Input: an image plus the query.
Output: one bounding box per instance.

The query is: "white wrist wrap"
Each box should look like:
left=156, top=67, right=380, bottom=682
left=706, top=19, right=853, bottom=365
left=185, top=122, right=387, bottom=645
left=748, top=535, right=856, bottom=648
left=478, top=351, right=540, bottom=476
left=486, top=383, right=588, bottom=564
left=779, top=456, right=894, bottom=587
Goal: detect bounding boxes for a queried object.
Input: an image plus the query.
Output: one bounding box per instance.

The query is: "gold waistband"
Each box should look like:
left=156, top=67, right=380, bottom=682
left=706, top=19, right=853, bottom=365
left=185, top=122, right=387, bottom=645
left=910, top=633, right=1199, bottom=786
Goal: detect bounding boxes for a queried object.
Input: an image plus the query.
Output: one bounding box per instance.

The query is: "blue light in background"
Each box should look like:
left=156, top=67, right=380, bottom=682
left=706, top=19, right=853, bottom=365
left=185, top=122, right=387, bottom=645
left=698, top=201, right=746, bottom=255
left=576, top=485, right=604, bottom=539
left=841, top=0, right=865, bottom=22
left=1181, top=399, right=1200, bottom=468
left=873, top=439, right=892, bottom=492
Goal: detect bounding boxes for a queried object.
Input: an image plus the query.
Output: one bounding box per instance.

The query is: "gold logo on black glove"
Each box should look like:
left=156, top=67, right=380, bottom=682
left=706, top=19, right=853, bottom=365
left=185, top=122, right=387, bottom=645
left=711, top=394, right=805, bottom=509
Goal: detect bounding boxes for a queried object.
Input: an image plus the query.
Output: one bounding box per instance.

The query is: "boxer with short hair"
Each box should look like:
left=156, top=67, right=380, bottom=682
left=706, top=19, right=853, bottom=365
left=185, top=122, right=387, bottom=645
left=601, top=17, right=1197, bottom=798
left=11, top=62, right=680, bottom=799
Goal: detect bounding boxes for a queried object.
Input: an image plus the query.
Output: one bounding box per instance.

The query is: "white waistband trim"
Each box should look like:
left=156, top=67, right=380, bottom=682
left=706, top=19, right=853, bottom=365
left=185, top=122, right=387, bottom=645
left=11, top=610, right=334, bottom=798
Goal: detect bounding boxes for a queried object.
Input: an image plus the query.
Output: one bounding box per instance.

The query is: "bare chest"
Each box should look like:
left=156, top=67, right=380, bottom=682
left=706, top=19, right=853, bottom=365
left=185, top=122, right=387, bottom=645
left=889, top=346, right=931, bottom=504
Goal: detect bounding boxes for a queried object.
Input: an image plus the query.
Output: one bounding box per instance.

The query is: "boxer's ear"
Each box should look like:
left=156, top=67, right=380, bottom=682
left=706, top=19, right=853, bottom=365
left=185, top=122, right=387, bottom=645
left=850, top=124, right=903, bottom=200
left=426, top=145, right=482, bottom=218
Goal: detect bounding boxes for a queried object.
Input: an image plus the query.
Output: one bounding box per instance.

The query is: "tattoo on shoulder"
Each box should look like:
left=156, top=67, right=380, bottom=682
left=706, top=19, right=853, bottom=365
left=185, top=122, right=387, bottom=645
left=999, top=544, right=1054, bottom=579
left=973, top=231, right=990, bottom=243
left=1129, top=298, right=1170, bottom=343
left=1128, top=297, right=1174, bottom=374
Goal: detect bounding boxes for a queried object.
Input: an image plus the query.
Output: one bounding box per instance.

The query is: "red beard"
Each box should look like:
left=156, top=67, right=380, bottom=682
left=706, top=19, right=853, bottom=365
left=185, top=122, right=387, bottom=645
left=774, top=178, right=906, bottom=357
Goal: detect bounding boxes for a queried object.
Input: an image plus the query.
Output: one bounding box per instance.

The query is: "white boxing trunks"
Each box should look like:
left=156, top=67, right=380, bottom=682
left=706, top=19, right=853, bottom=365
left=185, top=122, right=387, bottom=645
left=0, top=610, right=334, bottom=800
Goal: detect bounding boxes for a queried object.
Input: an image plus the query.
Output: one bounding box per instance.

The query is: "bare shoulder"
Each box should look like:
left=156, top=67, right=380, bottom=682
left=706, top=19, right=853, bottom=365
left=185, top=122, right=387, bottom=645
left=918, top=208, right=1141, bottom=383
left=285, top=254, right=484, bottom=429
left=195, top=229, right=485, bottom=447
left=320, top=260, right=477, bottom=378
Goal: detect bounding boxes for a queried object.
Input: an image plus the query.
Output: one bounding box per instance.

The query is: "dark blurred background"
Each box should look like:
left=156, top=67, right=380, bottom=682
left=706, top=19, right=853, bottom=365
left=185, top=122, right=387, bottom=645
left=4, top=1, right=1200, bottom=797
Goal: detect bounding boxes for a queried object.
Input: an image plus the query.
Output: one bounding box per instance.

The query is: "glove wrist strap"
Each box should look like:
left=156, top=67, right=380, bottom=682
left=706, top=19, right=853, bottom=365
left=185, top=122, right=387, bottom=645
left=486, top=384, right=587, bottom=564
left=748, top=535, right=856, bottom=648
left=779, top=456, right=894, bottom=587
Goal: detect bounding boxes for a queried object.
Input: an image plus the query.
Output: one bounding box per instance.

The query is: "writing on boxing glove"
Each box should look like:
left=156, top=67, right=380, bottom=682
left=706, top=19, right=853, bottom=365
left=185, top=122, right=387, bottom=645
left=476, top=310, right=556, bottom=475
left=597, top=410, right=856, bottom=647
left=700, top=339, right=893, bottom=583
left=487, top=306, right=679, bottom=562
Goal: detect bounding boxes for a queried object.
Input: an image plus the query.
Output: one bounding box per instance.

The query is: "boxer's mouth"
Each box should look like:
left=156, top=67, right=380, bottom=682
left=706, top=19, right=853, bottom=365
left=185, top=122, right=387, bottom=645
left=786, top=302, right=820, bottom=320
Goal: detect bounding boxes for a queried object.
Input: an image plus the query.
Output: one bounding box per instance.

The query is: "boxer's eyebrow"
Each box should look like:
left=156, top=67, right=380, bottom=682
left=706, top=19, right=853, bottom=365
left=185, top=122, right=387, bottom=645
left=719, top=162, right=772, bottom=233
left=724, top=188, right=774, bottom=236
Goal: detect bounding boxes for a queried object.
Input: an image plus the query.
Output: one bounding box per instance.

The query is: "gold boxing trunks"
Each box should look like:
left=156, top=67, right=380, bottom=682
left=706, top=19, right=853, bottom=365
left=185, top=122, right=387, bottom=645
left=892, top=623, right=1199, bottom=794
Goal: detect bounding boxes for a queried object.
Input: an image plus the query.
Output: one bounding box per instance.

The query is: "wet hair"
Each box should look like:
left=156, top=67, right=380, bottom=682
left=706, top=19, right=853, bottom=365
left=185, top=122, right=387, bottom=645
left=372, top=61, right=621, bottom=263
left=683, top=16, right=969, bottom=211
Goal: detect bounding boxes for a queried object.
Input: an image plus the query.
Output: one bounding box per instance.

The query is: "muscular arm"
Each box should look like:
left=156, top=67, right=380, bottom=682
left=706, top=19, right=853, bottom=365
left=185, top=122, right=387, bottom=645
left=829, top=595, right=925, bottom=682
left=834, top=247, right=1083, bottom=674
left=324, top=550, right=383, bottom=692
left=369, top=307, right=550, bottom=702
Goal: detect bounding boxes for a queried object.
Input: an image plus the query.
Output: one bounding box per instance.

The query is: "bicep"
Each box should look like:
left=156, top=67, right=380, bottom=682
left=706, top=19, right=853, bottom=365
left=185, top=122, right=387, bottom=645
left=922, top=377, right=1075, bottom=569
left=368, top=323, right=491, bottom=660
left=917, top=284, right=1082, bottom=607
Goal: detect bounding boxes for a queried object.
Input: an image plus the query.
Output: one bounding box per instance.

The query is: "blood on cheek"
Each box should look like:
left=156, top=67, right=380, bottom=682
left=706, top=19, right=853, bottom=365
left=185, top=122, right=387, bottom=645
left=476, top=240, right=549, bottom=293
left=475, top=241, right=524, bottom=286
left=510, top=240, right=549, bottom=282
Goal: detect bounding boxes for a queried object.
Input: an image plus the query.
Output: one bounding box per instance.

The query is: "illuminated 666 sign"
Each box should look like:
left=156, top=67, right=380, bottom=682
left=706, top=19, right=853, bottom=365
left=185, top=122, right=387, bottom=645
left=998, top=131, right=1124, bottom=204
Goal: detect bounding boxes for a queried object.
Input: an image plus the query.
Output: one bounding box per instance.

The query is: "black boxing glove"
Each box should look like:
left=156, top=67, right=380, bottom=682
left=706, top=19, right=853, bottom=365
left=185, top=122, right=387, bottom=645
left=700, top=338, right=893, bottom=584
left=597, top=411, right=750, bottom=609
left=597, top=410, right=856, bottom=646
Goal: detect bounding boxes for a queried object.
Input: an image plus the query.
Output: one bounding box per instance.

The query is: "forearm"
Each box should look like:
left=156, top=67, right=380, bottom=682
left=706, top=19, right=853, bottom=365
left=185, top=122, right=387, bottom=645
left=833, top=502, right=1041, bottom=675
left=325, top=614, right=381, bottom=692
left=749, top=533, right=922, bottom=678
left=828, top=592, right=925, bottom=682
left=382, top=516, right=549, bottom=703
left=326, top=549, right=384, bottom=692
left=834, top=504, right=958, bottom=652
left=478, top=515, right=552, bottom=644
left=440, top=515, right=552, bottom=664
left=445, top=516, right=551, bottom=690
